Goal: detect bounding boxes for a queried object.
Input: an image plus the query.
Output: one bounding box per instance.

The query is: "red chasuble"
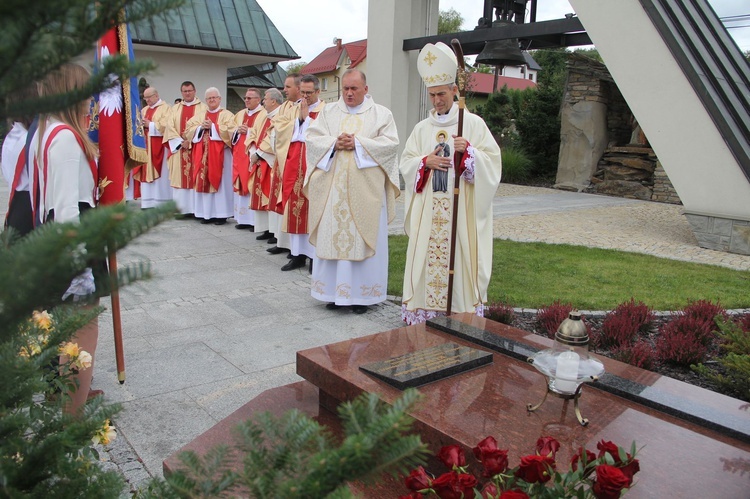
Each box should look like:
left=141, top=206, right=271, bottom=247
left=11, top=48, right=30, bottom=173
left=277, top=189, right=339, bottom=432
left=144, top=106, right=165, bottom=177
left=231, top=111, right=259, bottom=196
left=178, top=105, right=198, bottom=189
left=249, top=118, right=274, bottom=211
left=280, top=111, right=318, bottom=234
left=191, top=112, right=225, bottom=193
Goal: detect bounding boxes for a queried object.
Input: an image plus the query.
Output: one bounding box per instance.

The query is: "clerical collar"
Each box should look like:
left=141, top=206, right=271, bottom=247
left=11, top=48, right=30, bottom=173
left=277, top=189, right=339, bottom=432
left=247, top=105, right=262, bottom=115
left=208, top=107, right=222, bottom=113
left=435, top=103, right=455, bottom=123
left=309, top=100, right=322, bottom=111
left=183, top=99, right=198, bottom=106
left=268, top=107, right=280, bottom=117
left=346, top=94, right=371, bottom=114
left=149, top=99, right=163, bottom=109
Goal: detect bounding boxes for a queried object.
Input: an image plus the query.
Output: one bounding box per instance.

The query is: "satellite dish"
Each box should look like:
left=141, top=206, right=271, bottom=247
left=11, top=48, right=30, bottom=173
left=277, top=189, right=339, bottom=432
left=333, top=37, right=339, bottom=44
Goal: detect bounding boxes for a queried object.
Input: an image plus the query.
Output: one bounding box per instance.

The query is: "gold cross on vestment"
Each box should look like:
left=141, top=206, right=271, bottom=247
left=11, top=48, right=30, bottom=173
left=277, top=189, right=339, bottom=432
left=423, top=51, right=437, bottom=66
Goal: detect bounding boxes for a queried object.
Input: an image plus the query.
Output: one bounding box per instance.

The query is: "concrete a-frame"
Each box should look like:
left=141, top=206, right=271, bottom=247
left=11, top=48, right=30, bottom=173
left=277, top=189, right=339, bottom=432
left=570, top=0, right=750, bottom=255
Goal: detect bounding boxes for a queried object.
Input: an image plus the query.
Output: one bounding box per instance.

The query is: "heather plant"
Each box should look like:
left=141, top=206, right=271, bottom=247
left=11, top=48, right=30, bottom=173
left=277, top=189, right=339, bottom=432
left=611, top=340, right=654, bottom=370
left=655, top=316, right=713, bottom=366
left=595, top=299, right=654, bottom=350
left=536, top=300, right=574, bottom=338
left=485, top=301, right=516, bottom=325
left=682, top=299, right=727, bottom=328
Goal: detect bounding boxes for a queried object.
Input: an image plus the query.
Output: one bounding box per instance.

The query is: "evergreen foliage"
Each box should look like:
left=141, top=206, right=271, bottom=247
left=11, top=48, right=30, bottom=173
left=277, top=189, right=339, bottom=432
left=0, top=0, right=184, bottom=121
left=692, top=316, right=750, bottom=401
left=0, top=203, right=175, bottom=497
left=141, top=389, right=429, bottom=498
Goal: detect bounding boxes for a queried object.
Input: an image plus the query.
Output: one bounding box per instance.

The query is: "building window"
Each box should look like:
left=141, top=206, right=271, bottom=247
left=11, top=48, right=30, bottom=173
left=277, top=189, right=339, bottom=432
left=322, top=78, right=328, bottom=91
left=529, top=73, right=534, bottom=82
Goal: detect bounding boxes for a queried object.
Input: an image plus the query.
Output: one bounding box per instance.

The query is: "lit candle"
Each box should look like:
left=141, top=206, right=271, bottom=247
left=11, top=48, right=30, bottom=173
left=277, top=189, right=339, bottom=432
left=555, top=350, right=580, bottom=394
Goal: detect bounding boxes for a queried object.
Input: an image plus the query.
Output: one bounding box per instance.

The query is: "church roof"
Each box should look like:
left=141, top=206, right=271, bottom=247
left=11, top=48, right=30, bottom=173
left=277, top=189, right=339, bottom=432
left=228, top=63, right=288, bottom=89
left=468, top=72, right=537, bottom=94
left=129, top=0, right=299, bottom=59
left=302, top=39, right=367, bottom=74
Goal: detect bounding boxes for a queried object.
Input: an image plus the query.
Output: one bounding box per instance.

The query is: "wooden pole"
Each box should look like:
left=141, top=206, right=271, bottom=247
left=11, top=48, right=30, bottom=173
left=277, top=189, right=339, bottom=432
left=446, top=39, right=466, bottom=316
left=107, top=251, right=126, bottom=383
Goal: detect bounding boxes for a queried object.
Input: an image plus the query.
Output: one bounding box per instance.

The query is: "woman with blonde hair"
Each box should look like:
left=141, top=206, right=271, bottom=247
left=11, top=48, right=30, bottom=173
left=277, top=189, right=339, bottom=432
left=36, top=63, right=102, bottom=414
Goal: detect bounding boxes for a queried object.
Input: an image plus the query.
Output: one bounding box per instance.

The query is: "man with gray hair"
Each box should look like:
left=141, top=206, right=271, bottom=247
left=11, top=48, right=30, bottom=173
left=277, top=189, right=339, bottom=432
left=246, top=87, right=283, bottom=237
left=138, top=87, right=172, bottom=208
left=184, top=87, right=236, bottom=225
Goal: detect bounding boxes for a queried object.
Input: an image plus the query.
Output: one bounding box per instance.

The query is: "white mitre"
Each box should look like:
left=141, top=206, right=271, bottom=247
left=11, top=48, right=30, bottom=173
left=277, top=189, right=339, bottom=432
left=417, top=42, right=458, bottom=87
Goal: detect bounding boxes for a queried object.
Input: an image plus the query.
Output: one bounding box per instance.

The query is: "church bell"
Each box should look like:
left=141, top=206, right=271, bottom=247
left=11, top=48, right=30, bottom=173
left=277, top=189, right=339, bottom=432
left=475, top=21, right=526, bottom=67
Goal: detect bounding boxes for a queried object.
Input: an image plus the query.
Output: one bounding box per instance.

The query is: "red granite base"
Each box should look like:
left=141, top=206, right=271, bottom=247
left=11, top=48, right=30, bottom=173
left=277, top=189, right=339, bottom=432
left=165, top=314, right=750, bottom=498
left=297, top=314, right=750, bottom=499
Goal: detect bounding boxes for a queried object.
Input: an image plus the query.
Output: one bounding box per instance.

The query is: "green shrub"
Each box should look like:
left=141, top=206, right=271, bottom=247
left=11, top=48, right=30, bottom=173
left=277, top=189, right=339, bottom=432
left=500, top=146, right=533, bottom=184
left=692, top=316, right=750, bottom=401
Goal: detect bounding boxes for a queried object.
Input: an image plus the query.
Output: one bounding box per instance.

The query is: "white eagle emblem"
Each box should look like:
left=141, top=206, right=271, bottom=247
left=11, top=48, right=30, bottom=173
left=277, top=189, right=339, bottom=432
left=98, top=45, right=123, bottom=117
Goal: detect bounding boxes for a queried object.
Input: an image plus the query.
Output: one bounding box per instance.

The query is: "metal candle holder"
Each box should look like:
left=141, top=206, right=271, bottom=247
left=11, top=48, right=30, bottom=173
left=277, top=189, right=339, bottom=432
left=526, top=311, right=605, bottom=426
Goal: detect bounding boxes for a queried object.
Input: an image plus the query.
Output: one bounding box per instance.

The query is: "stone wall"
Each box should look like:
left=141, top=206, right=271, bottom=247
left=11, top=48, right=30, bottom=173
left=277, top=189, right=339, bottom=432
left=556, top=54, right=682, bottom=205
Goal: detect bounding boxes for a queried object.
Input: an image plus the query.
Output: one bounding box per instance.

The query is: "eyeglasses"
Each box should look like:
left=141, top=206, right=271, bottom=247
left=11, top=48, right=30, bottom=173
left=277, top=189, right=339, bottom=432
left=206, top=96, right=220, bottom=100
left=244, top=96, right=259, bottom=100
left=300, top=90, right=317, bottom=96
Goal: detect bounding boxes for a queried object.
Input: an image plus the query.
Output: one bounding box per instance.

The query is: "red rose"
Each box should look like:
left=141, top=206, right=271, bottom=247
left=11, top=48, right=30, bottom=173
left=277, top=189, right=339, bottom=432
left=438, top=444, right=466, bottom=469
left=432, top=471, right=476, bottom=499
left=619, top=458, right=640, bottom=486
left=405, top=466, right=432, bottom=491
left=571, top=446, right=597, bottom=472
left=596, top=440, right=620, bottom=460
left=499, top=490, right=530, bottom=499
left=593, top=464, right=630, bottom=499
left=515, top=454, right=555, bottom=484
left=473, top=436, right=498, bottom=459
left=481, top=482, right=498, bottom=498
left=480, top=448, right=509, bottom=477
left=535, top=436, right=561, bottom=459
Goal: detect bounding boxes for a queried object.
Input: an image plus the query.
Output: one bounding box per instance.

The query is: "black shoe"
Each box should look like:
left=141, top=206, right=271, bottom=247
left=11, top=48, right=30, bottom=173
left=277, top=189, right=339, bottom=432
left=214, top=218, right=227, bottom=225
left=281, top=255, right=306, bottom=271
left=326, top=302, right=344, bottom=310
left=352, top=305, right=368, bottom=315
left=267, top=246, right=289, bottom=255
left=256, top=231, right=272, bottom=240
left=200, top=218, right=213, bottom=224
left=235, top=224, right=252, bottom=230
left=267, top=237, right=278, bottom=244
left=309, top=259, right=313, bottom=274
left=287, top=253, right=294, bottom=259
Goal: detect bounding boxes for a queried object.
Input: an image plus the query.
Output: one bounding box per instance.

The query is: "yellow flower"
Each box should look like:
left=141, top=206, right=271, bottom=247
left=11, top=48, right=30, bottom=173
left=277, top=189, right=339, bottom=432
left=59, top=342, right=80, bottom=358
left=32, top=310, right=53, bottom=331
left=92, top=420, right=117, bottom=446
left=75, top=350, right=92, bottom=371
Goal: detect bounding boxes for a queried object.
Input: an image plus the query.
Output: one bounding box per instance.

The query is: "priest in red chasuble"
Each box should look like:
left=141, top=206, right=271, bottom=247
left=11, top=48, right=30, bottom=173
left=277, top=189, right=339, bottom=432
left=184, top=87, right=236, bottom=225
left=274, top=74, right=324, bottom=272
left=231, top=87, right=265, bottom=230
left=246, top=87, right=283, bottom=239
left=164, top=81, right=207, bottom=216
left=137, top=87, right=172, bottom=208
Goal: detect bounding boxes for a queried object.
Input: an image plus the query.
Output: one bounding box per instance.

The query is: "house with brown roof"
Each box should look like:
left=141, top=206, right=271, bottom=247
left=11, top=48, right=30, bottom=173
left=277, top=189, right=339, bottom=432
left=300, top=39, right=367, bottom=103
left=302, top=38, right=537, bottom=107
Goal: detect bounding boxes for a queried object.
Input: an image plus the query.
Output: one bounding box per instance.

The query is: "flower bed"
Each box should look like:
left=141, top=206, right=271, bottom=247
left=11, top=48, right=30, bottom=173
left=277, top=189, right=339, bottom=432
left=486, top=299, right=750, bottom=403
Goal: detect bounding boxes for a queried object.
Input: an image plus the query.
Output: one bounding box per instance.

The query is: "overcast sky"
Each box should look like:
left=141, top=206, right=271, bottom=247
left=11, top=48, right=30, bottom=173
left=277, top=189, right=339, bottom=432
left=254, top=0, right=750, bottom=67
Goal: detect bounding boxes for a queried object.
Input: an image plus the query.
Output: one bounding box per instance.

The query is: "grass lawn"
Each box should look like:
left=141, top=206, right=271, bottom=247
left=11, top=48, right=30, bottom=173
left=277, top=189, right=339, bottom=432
left=388, top=236, right=750, bottom=310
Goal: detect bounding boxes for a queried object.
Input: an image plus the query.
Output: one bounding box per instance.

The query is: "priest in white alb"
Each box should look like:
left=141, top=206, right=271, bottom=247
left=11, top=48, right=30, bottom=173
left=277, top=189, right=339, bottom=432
left=399, top=42, right=502, bottom=325
left=304, top=69, right=400, bottom=315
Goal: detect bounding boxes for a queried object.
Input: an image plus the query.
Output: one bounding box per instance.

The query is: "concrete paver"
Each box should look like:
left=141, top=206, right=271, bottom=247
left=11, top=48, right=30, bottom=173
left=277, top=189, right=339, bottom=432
left=2, top=180, right=749, bottom=492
